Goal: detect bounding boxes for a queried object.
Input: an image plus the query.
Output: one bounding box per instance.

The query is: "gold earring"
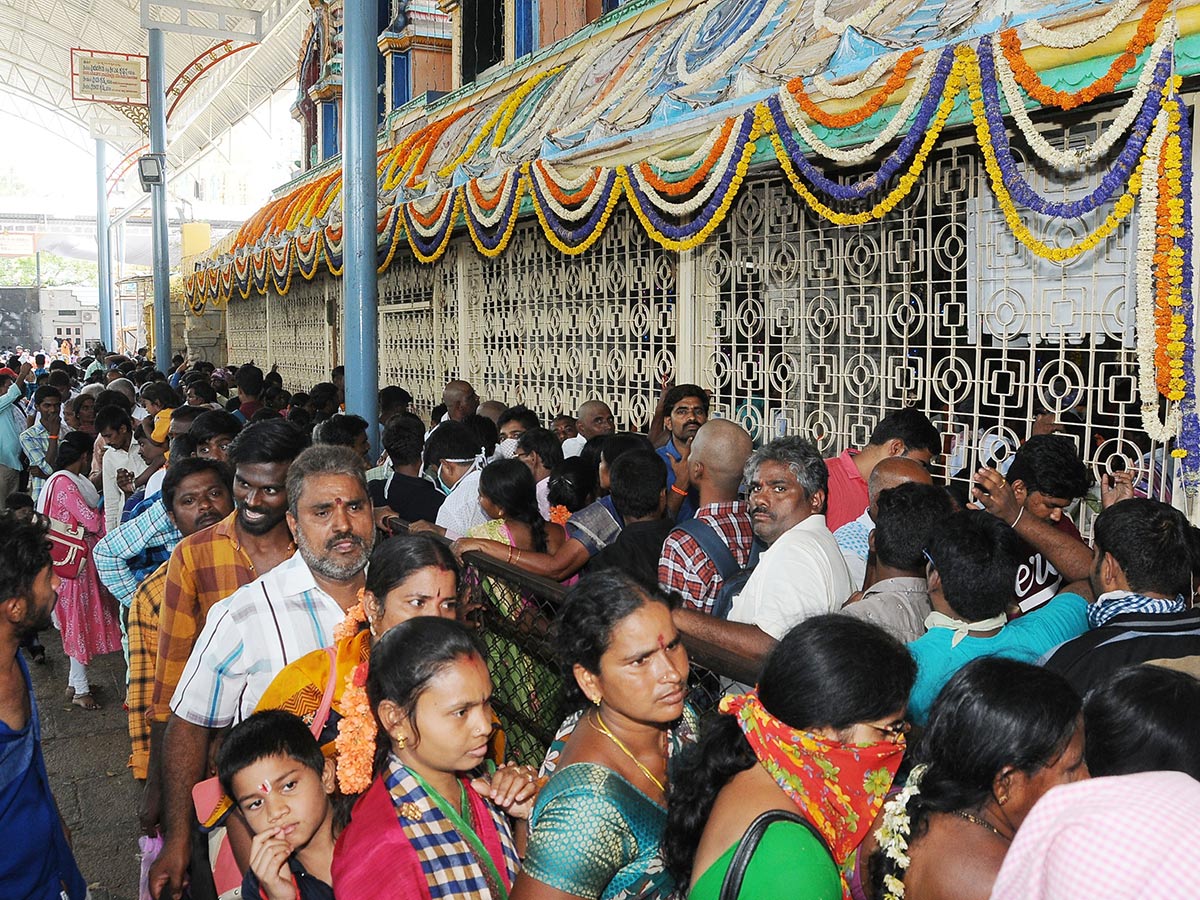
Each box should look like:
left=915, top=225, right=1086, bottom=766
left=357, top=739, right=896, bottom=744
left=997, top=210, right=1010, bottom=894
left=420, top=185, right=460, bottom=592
left=998, top=794, right=1008, bottom=805
left=396, top=734, right=408, bottom=749
left=591, top=696, right=601, bottom=706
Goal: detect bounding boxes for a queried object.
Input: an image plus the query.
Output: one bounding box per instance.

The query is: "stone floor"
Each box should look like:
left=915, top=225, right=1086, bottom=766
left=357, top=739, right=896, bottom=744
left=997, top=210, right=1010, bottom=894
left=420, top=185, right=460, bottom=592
left=28, top=638, right=141, bottom=900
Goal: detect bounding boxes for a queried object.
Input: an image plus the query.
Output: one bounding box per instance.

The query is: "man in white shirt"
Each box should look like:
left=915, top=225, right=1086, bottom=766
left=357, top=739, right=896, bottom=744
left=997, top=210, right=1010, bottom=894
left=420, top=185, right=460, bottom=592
left=411, top=421, right=490, bottom=539
left=674, top=436, right=852, bottom=667
left=96, top=405, right=147, bottom=530
left=561, top=399, right=615, bottom=458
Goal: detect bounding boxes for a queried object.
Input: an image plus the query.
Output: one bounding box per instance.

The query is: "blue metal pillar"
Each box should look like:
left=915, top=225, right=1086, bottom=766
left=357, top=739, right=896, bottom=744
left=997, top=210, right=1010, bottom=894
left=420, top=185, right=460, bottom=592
left=149, top=28, right=172, bottom=374
left=343, top=0, right=380, bottom=454
left=95, top=139, right=115, bottom=352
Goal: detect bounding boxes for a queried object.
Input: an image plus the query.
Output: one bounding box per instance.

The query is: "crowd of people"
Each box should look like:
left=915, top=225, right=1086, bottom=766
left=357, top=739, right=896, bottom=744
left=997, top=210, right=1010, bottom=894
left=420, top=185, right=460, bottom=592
left=1, top=350, right=1198, bottom=900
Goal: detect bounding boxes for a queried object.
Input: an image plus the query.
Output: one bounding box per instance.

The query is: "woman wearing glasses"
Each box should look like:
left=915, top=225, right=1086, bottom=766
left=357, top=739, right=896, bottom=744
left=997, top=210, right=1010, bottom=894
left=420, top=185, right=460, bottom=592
left=866, top=657, right=1086, bottom=900
left=662, top=615, right=916, bottom=900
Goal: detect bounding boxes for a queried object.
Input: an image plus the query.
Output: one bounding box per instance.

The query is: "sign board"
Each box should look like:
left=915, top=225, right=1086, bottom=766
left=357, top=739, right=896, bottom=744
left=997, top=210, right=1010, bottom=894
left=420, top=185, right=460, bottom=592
left=0, top=233, right=36, bottom=258
left=71, top=49, right=149, bottom=105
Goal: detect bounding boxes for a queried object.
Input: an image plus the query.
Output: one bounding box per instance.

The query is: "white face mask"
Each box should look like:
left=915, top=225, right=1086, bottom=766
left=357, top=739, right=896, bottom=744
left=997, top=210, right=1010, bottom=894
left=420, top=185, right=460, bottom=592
left=496, top=438, right=520, bottom=460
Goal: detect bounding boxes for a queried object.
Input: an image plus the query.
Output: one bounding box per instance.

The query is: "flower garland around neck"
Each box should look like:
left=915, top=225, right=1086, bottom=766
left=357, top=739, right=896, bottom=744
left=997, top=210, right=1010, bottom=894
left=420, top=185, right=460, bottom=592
left=996, top=23, right=1173, bottom=173
left=966, top=44, right=1141, bottom=263
left=765, top=46, right=964, bottom=227
left=766, top=43, right=953, bottom=203
left=874, top=764, right=927, bottom=900
left=1134, top=105, right=1181, bottom=443
left=1174, top=94, right=1199, bottom=478
left=336, top=660, right=376, bottom=794
left=812, top=0, right=891, bottom=35
left=997, top=0, right=1170, bottom=110
left=780, top=45, right=943, bottom=166
left=787, top=46, right=924, bottom=129
left=333, top=591, right=368, bottom=644
left=977, top=34, right=1164, bottom=219
left=1022, top=0, right=1142, bottom=50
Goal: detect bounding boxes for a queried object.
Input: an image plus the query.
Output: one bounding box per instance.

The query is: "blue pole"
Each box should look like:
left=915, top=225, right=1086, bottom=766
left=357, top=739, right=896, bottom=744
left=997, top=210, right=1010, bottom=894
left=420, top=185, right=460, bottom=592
left=149, top=28, right=172, bottom=375
left=343, top=0, right=380, bottom=455
left=95, top=139, right=115, bottom=353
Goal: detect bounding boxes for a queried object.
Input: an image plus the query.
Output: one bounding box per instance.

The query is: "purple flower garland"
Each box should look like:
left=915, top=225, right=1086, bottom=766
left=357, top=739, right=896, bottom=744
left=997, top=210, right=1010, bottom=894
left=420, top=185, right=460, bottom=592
left=463, top=175, right=523, bottom=253
left=1173, top=92, right=1199, bottom=487
left=764, top=45, right=955, bottom=202
left=977, top=34, right=1170, bottom=218
left=622, top=108, right=755, bottom=240
left=529, top=165, right=621, bottom=248
left=402, top=194, right=457, bottom=259
left=376, top=206, right=403, bottom=267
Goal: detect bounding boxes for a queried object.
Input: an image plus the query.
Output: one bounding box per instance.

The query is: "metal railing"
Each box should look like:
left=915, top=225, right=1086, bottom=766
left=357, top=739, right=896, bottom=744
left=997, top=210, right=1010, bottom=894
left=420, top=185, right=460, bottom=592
left=387, top=517, right=760, bottom=765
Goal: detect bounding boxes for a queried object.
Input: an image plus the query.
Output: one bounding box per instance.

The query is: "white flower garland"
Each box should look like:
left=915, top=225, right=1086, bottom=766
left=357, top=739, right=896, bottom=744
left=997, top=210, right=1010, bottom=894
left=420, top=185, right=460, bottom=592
left=873, top=765, right=927, bottom=900
left=1134, top=107, right=1182, bottom=443
left=508, top=40, right=609, bottom=152
left=626, top=110, right=747, bottom=216
left=996, top=23, right=1173, bottom=173
left=645, top=118, right=730, bottom=174
left=675, top=0, right=783, bottom=87
left=810, top=50, right=905, bottom=100
left=406, top=189, right=457, bottom=239
left=1022, top=0, right=1143, bottom=49
left=812, top=0, right=892, bottom=35
left=776, top=46, right=940, bottom=165
left=463, top=170, right=517, bottom=229
left=536, top=158, right=596, bottom=192
left=531, top=162, right=614, bottom=222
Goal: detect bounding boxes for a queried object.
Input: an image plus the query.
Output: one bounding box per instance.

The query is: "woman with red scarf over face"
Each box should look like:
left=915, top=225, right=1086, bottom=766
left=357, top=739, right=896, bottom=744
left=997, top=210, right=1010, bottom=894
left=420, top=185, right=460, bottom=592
left=662, top=616, right=916, bottom=900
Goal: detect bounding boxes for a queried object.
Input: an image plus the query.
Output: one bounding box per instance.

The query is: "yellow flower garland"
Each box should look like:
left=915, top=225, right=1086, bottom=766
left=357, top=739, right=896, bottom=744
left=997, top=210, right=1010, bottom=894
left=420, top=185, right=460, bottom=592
left=404, top=191, right=463, bottom=263
left=1159, top=94, right=1186, bottom=401
left=529, top=164, right=625, bottom=256
left=766, top=49, right=965, bottom=227
left=965, top=45, right=1140, bottom=263
left=462, top=176, right=528, bottom=258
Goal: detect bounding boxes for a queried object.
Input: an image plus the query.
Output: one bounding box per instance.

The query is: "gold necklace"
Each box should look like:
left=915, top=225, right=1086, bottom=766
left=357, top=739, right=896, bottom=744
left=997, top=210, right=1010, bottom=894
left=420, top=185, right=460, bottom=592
left=590, top=711, right=666, bottom=793
left=955, top=810, right=1010, bottom=841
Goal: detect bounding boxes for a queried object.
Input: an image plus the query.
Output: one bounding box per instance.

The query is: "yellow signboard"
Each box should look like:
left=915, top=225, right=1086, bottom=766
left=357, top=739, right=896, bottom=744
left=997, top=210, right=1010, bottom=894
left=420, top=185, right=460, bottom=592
left=71, top=49, right=148, bottom=105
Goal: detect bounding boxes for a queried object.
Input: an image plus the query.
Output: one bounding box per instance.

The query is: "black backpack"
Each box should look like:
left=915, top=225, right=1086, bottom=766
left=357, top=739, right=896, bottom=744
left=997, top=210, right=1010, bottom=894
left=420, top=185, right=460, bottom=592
left=675, top=517, right=763, bottom=619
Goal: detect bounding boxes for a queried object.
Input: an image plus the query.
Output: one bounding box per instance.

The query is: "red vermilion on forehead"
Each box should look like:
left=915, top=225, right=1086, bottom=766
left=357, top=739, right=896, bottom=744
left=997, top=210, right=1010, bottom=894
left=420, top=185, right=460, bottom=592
left=258, top=781, right=272, bottom=794
left=657, top=634, right=666, bottom=651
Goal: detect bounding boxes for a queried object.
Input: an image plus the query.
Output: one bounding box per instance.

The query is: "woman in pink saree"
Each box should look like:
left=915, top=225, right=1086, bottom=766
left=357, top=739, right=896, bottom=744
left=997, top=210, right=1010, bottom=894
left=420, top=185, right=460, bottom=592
left=36, top=431, right=121, bottom=709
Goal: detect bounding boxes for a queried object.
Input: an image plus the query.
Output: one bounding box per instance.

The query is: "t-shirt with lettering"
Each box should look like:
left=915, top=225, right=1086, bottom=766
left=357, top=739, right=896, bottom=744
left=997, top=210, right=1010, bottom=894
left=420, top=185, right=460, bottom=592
left=1014, top=517, right=1084, bottom=614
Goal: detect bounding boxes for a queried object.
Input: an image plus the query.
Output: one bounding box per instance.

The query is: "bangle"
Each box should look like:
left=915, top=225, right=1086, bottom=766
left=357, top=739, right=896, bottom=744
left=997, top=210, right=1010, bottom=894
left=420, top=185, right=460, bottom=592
left=1011, top=508, right=1024, bottom=529
left=670, top=484, right=688, bottom=497
left=514, top=549, right=522, bottom=565
left=506, top=545, right=514, bottom=564
left=47, top=435, right=58, bottom=441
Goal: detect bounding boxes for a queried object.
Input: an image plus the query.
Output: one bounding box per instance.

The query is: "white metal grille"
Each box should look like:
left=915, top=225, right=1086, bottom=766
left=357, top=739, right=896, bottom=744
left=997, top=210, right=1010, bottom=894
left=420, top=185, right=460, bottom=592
left=225, top=293, right=268, bottom=371
left=268, top=279, right=335, bottom=391
left=696, top=110, right=1173, bottom=535
left=379, top=245, right=461, bottom=414
left=462, top=208, right=678, bottom=429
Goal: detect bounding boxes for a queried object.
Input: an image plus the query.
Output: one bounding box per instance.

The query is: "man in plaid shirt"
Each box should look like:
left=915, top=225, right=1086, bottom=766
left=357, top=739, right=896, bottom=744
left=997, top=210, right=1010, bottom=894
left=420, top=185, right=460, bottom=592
left=658, top=420, right=754, bottom=613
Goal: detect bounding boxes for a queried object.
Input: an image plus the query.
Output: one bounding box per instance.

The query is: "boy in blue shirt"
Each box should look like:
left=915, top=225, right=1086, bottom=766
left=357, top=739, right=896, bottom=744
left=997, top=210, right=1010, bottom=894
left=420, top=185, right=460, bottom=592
left=217, top=710, right=335, bottom=900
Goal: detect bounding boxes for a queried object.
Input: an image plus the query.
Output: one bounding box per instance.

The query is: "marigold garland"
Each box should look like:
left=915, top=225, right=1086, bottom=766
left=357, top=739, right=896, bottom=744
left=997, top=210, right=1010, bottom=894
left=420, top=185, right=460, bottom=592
left=335, top=661, right=376, bottom=795
left=966, top=44, right=1141, bottom=263
left=529, top=165, right=624, bottom=255
left=787, top=47, right=923, bottom=129
left=767, top=49, right=963, bottom=227
left=637, top=117, right=735, bottom=197
left=462, top=176, right=527, bottom=258
left=997, top=0, right=1170, bottom=110
left=1155, top=95, right=1186, bottom=401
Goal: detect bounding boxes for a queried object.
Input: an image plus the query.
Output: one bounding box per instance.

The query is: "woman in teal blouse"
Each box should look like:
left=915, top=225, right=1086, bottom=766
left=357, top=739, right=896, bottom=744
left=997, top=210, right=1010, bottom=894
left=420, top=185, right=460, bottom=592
left=511, top=571, right=694, bottom=900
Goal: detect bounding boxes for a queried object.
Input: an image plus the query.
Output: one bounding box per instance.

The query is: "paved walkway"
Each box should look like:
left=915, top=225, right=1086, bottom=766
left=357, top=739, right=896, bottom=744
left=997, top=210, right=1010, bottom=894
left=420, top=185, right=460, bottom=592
left=28, top=638, right=141, bottom=900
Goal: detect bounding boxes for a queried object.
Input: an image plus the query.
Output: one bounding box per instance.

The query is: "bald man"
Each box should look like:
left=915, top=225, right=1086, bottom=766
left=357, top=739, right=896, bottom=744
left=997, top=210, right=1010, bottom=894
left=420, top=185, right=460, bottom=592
left=561, top=399, right=615, bottom=458
left=834, top=456, right=933, bottom=590
left=441, top=380, right=480, bottom=423
left=658, top=419, right=756, bottom=613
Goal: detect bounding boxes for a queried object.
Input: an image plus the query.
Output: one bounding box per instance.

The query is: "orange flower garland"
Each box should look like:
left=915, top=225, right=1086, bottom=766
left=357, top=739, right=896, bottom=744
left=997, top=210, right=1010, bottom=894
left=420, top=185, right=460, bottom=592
left=787, top=46, right=923, bottom=129
left=534, top=160, right=600, bottom=206
left=1155, top=96, right=1187, bottom=400
left=998, top=0, right=1169, bottom=111
left=636, top=117, right=735, bottom=197
left=549, top=505, right=571, bottom=525
left=333, top=591, right=369, bottom=643
left=335, top=661, right=376, bottom=794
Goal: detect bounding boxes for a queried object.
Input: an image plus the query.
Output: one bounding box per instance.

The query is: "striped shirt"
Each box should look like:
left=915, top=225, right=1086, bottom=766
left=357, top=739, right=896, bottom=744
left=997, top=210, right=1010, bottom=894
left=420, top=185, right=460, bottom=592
left=127, top=562, right=168, bottom=780
left=94, top=499, right=181, bottom=608
left=171, top=552, right=348, bottom=727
